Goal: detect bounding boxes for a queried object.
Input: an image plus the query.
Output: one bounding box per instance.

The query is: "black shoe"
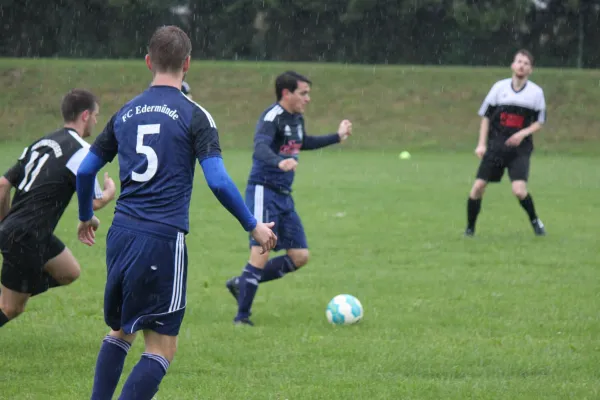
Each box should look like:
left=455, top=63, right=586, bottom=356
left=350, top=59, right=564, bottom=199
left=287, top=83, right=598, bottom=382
left=464, top=227, right=475, bottom=237
left=532, top=219, right=546, bottom=236
left=226, top=277, right=240, bottom=301
left=234, top=317, right=254, bottom=326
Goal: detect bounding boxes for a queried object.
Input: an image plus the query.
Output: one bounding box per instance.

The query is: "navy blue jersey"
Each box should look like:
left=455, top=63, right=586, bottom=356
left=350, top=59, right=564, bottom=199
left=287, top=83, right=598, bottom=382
left=90, top=85, right=221, bottom=233
left=247, top=103, right=339, bottom=193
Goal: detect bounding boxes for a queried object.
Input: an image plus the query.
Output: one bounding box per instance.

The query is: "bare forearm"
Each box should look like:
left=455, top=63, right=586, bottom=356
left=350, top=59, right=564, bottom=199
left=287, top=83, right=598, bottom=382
left=0, top=193, right=10, bottom=221
left=478, top=118, right=489, bottom=145
left=0, top=179, right=12, bottom=221
left=519, top=122, right=543, bottom=138
left=92, top=190, right=115, bottom=211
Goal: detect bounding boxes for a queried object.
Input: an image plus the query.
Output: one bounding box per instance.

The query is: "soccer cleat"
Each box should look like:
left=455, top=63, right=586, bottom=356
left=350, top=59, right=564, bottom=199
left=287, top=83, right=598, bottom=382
left=225, top=277, right=240, bottom=301
left=532, top=219, right=546, bottom=236
left=464, top=227, right=475, bottom=237
left=234, top=317, right=254, bottom=327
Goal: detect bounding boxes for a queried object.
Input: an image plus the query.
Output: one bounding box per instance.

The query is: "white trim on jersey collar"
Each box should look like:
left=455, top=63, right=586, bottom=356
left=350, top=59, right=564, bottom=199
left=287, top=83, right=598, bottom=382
left=67, top=129, right=91, bottom=149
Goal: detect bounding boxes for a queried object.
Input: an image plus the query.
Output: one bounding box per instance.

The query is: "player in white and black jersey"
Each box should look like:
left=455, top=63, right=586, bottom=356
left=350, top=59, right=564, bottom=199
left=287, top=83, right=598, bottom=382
left=0, top=89, right=116, bottom=328
left=466, top=49, right=547, bottom=237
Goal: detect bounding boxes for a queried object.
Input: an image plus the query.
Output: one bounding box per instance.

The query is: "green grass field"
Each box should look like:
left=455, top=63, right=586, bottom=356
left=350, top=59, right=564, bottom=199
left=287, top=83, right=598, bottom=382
left=0, top=59, right=599, bottom=399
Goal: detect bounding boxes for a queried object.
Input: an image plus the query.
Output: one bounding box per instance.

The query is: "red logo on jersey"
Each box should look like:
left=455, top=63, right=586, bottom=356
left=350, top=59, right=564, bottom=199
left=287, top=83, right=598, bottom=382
left=279, top=140, right=302, bottom=156
left=500, top=112, right=525, bottom=128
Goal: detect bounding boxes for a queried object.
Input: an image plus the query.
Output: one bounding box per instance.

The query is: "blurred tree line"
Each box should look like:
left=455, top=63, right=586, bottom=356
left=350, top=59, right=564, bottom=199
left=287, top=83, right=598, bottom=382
left=1, top=0, right=599, bottom=67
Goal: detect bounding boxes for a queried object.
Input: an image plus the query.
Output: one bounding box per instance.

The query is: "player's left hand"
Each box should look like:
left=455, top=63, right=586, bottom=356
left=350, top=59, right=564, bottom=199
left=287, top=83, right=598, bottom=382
left=337, top=119, right=352, bottom=141
left=505, top=132, right=525, bottom=147
left=78, top=216, right=100, bottom=246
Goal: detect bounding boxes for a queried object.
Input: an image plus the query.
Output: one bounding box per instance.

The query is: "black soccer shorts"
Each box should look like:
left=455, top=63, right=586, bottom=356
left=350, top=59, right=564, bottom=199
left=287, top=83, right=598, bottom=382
left=476, top=148, right=532, bottom=183
left=0, top=230, right=66, bottom=293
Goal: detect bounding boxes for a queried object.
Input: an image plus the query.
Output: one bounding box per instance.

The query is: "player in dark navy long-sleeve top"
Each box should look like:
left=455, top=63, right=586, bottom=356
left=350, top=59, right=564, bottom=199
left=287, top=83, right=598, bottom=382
left=75, top=26, right=277, bottom=400
left=225, top=70, right=353, bottom=326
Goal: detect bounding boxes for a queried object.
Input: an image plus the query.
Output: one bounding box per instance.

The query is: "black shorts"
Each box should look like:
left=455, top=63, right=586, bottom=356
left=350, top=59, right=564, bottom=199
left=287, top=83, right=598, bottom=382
left=0, top=229, right=65, bottom=293
left=476, top=148, right=532, bottom=183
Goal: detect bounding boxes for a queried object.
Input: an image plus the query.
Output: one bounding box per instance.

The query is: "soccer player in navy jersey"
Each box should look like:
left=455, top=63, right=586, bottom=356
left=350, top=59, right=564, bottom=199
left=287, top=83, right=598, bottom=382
left=466, top=49, right=547, bottom=237
left=225, top=71, right=352, bottom=326
left=75, top=26, right=277, bottom=400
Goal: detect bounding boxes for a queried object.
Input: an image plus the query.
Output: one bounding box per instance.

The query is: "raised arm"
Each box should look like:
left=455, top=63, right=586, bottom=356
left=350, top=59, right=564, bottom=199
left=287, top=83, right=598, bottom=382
left=301, top=119, right=351, bottom=150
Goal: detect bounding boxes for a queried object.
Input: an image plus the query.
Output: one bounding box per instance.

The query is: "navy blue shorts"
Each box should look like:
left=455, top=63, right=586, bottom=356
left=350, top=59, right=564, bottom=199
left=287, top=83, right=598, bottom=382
left=245, top=184, right=308, bottom=251
left=103, top=213, right=187, bottom=336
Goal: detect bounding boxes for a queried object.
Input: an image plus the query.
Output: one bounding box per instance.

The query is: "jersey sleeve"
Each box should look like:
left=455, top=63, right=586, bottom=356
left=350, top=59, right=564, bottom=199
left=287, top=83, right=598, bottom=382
left=66, top=147, right=104, bottom=199
left=253, top=118, right=284, bottom=166
left=190, top=107, right=222, bottom=162
left=3, top=147, right=28, bottom=186
left=90, top=114, right=119, bottom=162
left=478, top=82, right=499, bottom=118
left=535, top=89, right=547, bottom=124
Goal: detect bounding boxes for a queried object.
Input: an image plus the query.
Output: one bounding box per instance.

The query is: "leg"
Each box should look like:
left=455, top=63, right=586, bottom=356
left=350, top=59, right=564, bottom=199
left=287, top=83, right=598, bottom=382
left=261, top=209, right=309, bottom=282
left=0, top=284, right=30, bottom=326
left=117, top=330, right=175, bottom=400
left=91, top=329, right=137, bottom=400
left=231, top=246, right=270, bottom=325
left=42, top=240, right=80, bottom=286
left=466, top=179, right=487, bottom=236
left=91, top=227, right=132, bottom=400
left=0, top=234, right=46, bottom=325
left=28, top=235, right=75, bottom=297
left=228, top=184, right=276, bottom=324
left=466, top=151, right=505, bottom=236
left=508, top=153, right=545, bottom=235
left=108, top=223, right=186, bottom=400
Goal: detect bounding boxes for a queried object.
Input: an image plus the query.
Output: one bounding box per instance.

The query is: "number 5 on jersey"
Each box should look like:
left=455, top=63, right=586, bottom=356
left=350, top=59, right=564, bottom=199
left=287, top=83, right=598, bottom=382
left=133, top=124, right=160, bottom=182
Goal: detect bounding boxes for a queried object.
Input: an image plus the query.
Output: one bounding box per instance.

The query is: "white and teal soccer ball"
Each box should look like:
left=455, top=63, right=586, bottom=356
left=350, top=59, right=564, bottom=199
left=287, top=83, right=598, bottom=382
left=326, top=294, right=363, bottom=325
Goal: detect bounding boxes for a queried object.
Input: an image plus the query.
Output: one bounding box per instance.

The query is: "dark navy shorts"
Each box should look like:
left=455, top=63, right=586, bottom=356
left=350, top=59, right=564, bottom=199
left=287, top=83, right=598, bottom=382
left=103, top=213, right=187, bottom=336
left=245, top=184, right=308, bottom=251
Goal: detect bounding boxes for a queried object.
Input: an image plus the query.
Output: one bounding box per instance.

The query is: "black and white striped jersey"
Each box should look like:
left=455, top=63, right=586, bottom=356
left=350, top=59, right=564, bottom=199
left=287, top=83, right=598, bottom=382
left=478, top=78, right=546, bottom=149
left=1, top=128, right=102, bottom=236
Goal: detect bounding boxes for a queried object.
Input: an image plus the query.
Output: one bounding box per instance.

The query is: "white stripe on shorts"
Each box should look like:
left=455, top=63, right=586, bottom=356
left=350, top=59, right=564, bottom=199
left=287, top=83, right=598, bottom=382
left=254, top=185, right=264, bottom=223
left=169, top=232, right=185, bottom=312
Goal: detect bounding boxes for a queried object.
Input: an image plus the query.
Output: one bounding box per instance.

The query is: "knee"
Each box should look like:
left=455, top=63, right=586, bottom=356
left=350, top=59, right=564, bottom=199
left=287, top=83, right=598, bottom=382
left=57, top=263, right=81, bottom=286
left=288, top=249, right=309, bottom=268
left=512, top=182, right=528, bottom=199
left=470, top=180, right=487, bottom=199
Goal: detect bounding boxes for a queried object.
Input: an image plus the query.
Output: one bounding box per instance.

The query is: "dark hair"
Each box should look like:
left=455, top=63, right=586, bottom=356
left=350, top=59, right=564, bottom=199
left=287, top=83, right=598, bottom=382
left=61, top=89, right=98, bottom=122
left=515, top=49, right=534, bottom=65
left=275, top=71, right=312, bottom=101
left=148, top=25, right=192, bottom=73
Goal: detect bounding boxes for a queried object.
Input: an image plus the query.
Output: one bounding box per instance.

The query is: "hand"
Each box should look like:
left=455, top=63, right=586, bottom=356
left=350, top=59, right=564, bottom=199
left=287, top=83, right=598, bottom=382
left=337, top=119, right=352, bottom=141
left=251, top=222, right=278, bottom=254
left=103, top=172, right=116, bottom=200
left=278, top=158, right=298, bottom=172
left=78, top=216, right=100, bottom=246
left=505, top=132, right=525, bottom=147
left=475, top=144, right=487, bottom=159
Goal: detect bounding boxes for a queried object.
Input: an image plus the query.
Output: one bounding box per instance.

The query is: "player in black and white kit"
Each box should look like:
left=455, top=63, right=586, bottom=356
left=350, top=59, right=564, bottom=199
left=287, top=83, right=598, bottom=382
left=0, top=89, right=116, bottom=328
left=466, top=49, right=547, bottom=237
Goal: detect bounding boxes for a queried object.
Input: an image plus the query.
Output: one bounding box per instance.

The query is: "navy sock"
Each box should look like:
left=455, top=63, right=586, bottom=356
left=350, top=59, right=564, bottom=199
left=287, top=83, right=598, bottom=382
left=118, top=352, right=170, bottom=400
left=90, top=335, right=132, bottom=400
left=236, top=264, right=263, bottom=320
left=0, top=310, right=9, bottom=327
left=260, top=255, right=297, bottom=283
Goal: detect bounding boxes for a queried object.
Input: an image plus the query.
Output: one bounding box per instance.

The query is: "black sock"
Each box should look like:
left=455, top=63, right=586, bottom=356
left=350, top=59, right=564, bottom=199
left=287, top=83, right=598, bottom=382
left=467, top=197, right=482, bottom=230
left=0, top=310, right=9, bottom=327
left=519, top=194, right=538, bottom=223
